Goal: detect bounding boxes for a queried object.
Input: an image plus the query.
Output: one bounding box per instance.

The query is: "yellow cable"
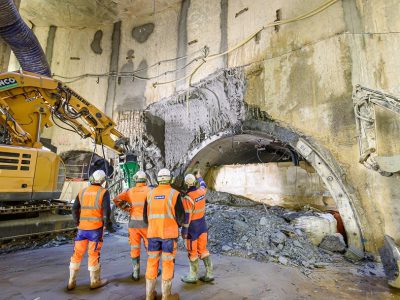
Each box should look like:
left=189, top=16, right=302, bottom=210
left=154, top=0, right=339, bottom=87
left=153, top=59, right=205, bottom=87
left=208, top=0, right=339, bottom=61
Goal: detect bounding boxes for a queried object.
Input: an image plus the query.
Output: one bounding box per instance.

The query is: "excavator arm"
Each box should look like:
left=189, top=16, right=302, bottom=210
left=353, top=85, right=400, bottom=176
left=0, top=70, right=129, bottom=153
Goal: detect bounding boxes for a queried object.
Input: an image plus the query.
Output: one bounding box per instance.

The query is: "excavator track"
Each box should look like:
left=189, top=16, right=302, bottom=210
left=0, top=201, right=72, bottom=215
left=0, top=201, right=76, bottom=245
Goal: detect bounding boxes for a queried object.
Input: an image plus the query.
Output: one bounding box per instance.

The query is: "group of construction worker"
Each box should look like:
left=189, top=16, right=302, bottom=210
left=67, top=167, right=214, bottom=300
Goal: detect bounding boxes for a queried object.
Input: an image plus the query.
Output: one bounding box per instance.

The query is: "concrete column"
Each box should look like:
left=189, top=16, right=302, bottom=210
left=220, top=0, right=228, bottom=66
left=176, top=0, right=190, bottom=90
left=45, top=25, right=57, bottom=68
left=105, top=21, right=121, bottom=117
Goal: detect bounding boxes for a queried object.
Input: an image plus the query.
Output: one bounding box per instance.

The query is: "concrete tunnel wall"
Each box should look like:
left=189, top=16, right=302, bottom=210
left=4, top=0, right=400, bottom=254
left=206, top=162, right=333, bottom=211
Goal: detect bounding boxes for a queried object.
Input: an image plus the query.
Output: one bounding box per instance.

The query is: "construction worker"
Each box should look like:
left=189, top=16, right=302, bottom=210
left=68, top=169, right=114, bottom=290
left=113, top=170, right=150, bottom=280
left=181, top=172, right=214, bottom=284
left=143, top=168, right=185, bottom=300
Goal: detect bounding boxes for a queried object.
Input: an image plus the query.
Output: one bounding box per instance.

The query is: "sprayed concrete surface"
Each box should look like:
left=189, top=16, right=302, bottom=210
left=207, top=162, right=332, bottom=210
left=0, top=234, right=398, bottom=300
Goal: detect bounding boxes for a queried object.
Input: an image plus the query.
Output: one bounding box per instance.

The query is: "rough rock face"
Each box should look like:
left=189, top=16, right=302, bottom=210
left=116, top=111, right=165, bottom=183
left=117, top=68, right=246, bottom=183
left=319, top=234, right=347, bottom=253
left=148, top=68, right=246, bottom=170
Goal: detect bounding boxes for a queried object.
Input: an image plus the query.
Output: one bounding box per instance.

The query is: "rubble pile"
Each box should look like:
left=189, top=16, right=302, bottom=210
left=113, top=189, right=349, bottom=273
left=201, top=191, right=347, bottom=273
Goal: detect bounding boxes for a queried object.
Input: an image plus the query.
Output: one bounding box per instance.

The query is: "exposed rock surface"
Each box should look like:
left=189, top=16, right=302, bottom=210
left=113, top=190, right=353, bottom=275
left=201, top=201, right=339, bottom=274
left=319, top=234, right=347, bottom=253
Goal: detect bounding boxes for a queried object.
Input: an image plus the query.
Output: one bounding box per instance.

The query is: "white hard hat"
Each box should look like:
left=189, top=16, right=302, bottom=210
left=134, top=170, right=147, bottom=182
left=184, top=174, right=196, bottom=186
left=90, top=169, right=106, bottom=184
left=157, top=168, right=171, bottom=183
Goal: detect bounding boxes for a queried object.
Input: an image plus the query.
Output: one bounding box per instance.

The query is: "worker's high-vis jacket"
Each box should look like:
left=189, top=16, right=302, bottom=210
left=182, top=177, right=208, bottom=241
left=143, top=184, right=185, bottom=239
left=113, top=182, right=150, bottom=228
left=73, top=184, right=111, bottom=230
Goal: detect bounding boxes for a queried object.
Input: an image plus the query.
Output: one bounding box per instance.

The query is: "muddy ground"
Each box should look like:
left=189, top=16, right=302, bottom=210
left=1, top=192, right=400, bottom=299
left=0, top=232, right=399, bottom=300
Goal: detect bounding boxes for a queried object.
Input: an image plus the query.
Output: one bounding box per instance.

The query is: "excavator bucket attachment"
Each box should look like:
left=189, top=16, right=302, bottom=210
left=380, top=235, right=400, bottom=289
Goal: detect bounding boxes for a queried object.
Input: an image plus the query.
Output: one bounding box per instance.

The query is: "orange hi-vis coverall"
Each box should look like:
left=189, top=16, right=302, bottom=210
left=182, top=177, right=210, bottom=261
left=70, top=184, right=111, bottom=272
left=113, top=182, right=150, bottom=258
left=143, top=184, right=185, bottom=281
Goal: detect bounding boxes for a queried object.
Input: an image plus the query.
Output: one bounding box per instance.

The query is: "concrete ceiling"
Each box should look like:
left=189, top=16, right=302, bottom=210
left=20, top=0, right=182, bottom=27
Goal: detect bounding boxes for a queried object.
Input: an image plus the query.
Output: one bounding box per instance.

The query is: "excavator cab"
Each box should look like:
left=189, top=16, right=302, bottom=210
left=0, top=145, right=65, bottom=202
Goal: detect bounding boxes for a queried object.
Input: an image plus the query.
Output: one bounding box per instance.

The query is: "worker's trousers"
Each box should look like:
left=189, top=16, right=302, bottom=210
left=185, top=232, right=210, bottom=261
left=128, top=227, right=148, bottom=258
left=70, top=227, right=103, bottom=271
left=146, top=238, right=177, bottom=280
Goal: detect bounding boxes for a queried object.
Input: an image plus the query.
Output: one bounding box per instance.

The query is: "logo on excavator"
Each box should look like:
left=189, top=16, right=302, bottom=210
left=0, top=78, right=17, bottom=90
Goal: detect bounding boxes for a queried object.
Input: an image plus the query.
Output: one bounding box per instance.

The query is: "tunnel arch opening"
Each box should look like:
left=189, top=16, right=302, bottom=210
left=176, top=119, right=365, bottom=255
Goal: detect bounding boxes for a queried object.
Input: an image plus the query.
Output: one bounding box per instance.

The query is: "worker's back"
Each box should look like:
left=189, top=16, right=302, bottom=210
left=186, top=187, right=207, bottom=222
left=146, top=184, right=180, bottom=239
left=126, top=183, right=150, bottom=227
left=77, top=184, right=106, bottom=230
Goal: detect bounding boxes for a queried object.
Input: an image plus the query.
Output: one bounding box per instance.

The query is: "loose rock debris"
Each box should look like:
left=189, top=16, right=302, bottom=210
left=202, top=195, right=341, bottom=275
left=113, top=190, right=354, bottom=275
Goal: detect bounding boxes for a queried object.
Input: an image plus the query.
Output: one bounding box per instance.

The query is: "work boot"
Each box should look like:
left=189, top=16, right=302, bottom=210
left=146, top=278, right=157, bottom=300
left=181, top=259, right=199, bottom=283
left=161, top=279, right=179, bottom=300
left=90, top=267, right=108, bottom=289
left=199, top=256, right=214, bottom=282
left=67, top=268, right=78, bottom=290
left=132, top=257, right=140, bottom=281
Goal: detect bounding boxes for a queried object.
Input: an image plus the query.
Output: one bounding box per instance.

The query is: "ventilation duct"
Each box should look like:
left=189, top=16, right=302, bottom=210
left=0, top=0, right=51, bottom=76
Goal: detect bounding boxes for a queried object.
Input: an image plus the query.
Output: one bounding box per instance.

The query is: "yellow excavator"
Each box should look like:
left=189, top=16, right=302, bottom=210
left=0, top=70, right=129, bottom=203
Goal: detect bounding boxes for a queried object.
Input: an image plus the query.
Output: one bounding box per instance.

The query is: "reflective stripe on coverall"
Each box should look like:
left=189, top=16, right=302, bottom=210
left=70, top=185, right=106, bottom=271
left=182, top=178, right=210, bottom=261
left=114, top=182, right=150, bottom=258
left=145, top=185, right=179, bottom=280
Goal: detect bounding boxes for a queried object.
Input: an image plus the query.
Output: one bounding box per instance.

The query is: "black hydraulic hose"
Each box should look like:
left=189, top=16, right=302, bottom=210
left=289, top=149, right=300, bottom=166
left=0, top=0, right=51, bottom=76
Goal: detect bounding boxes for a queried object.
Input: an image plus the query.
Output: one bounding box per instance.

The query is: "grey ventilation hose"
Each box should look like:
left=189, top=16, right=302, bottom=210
left=0, top=0, right=51, bottom=76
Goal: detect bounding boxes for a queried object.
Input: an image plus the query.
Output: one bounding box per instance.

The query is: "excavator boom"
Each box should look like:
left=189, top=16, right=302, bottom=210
left=0, top=70, right=128, bottom=153
left=353, top=85, right=400, bottom=176
left=0, top=70, right=131, bottom=203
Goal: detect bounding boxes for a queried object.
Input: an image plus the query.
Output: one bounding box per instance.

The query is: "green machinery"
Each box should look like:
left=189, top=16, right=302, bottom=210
left=120, top=153, right=140, bottom=188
